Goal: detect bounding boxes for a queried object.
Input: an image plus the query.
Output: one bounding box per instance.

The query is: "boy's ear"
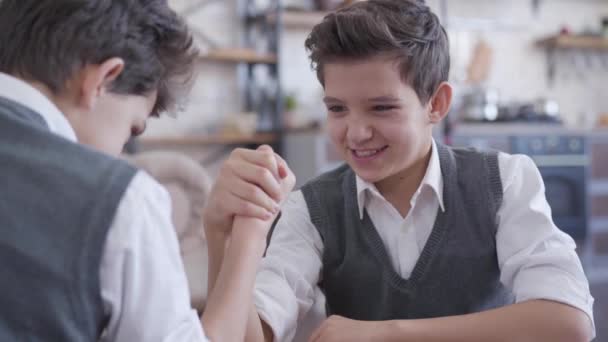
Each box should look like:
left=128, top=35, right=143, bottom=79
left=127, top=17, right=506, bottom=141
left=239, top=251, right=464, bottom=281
left=428, top=82, right=453, bottom=124
left=79, top=58, right=125, bottom=110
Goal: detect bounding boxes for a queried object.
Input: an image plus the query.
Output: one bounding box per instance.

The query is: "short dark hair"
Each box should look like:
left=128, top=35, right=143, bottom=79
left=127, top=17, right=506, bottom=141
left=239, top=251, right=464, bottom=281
left=0, top=0, right=198, bottom=115
left=305, top=0, right=449, bottom=104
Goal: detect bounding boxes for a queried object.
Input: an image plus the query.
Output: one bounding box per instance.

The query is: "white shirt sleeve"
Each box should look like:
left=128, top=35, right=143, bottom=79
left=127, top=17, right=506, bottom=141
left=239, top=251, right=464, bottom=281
left=254, top=190, right=324, bottom=342
left=99, top=171, right=209, bottom=342
left=496, top=153, right=595, bottom=337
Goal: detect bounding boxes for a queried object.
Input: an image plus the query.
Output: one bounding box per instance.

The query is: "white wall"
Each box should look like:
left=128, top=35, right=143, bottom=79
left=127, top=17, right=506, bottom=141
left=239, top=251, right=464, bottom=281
left=146, top=0, right=244, bottom=137
left=147, top=0, right=608, bottom=137
left=282, top=0, right=608, bottom=127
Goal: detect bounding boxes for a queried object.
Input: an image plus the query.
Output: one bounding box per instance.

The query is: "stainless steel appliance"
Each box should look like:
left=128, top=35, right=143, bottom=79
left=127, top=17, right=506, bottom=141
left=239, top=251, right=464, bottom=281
left=511, top=135, right=589, bottom=240
left=452, top=130, right=589, bottom=240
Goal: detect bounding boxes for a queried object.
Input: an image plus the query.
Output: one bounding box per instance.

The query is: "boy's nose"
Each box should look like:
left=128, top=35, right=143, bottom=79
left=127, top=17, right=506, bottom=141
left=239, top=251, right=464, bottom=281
left=346, top=119, right=373, bottom=145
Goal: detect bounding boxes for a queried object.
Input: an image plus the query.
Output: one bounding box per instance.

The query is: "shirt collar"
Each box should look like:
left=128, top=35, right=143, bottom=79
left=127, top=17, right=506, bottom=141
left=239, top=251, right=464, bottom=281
left=355, top=139, right=445, bottom=219
left=0, top=72, right=77, bottom=142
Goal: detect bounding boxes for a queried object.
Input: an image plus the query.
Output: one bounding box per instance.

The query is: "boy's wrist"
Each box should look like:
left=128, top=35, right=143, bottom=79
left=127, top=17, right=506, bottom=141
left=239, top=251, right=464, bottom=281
left=228, top=220, right=270, bottom=262
left=204, top=225, right=229, bottom=246
left=382, top=319, right=414, bottom=341
left=233, top=216, right=273, bottom=243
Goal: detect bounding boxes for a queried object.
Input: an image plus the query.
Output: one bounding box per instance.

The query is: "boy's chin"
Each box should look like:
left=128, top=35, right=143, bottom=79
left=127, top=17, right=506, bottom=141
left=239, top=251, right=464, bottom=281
left=349, top=166, right=386, bottom=185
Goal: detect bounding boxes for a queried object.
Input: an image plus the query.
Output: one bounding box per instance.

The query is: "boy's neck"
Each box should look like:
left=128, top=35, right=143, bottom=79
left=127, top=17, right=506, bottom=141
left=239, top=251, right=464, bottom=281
left=9, top=73, right=79, bottom=113
left=374, top=142, right=433, bottom=218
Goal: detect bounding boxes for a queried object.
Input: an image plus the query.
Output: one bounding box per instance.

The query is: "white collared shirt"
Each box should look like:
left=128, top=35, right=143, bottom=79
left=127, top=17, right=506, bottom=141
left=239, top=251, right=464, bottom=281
left=254, top=140, right=596, bottom=342
left=0, top=73, right=208, bottom=342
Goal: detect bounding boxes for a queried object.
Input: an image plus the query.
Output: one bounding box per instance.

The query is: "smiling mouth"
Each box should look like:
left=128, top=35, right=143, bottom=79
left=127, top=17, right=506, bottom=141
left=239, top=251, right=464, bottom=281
left=351, top=146, right=389, bottom=158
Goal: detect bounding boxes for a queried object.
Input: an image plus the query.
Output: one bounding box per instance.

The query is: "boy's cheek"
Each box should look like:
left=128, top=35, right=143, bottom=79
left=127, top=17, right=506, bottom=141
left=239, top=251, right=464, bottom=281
left=327, top=125, right=347, bottom=147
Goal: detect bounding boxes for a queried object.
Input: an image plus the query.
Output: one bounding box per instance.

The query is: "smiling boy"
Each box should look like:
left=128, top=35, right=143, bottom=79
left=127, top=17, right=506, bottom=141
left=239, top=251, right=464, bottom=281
left=203, top=0, right=595, bottom=341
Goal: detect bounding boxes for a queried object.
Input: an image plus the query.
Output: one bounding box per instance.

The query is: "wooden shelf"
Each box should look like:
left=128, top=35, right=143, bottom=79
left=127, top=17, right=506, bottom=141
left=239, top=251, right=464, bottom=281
left=198, top=48, right=277, bottom=64
left=536, top=35, right=608, bottom=50
left=139, top=132, right=280, bottom=146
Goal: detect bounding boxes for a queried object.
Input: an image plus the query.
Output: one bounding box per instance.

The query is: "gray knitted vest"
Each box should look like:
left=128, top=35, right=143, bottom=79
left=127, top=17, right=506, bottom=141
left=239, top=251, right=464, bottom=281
left=0, top=97, right=137, bottom=340
left=301, top=144, right=514, bottom=320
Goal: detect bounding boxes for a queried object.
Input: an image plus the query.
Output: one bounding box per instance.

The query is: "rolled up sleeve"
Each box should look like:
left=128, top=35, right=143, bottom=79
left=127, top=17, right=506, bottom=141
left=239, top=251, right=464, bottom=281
left=254, top=191, right=324, bottom=342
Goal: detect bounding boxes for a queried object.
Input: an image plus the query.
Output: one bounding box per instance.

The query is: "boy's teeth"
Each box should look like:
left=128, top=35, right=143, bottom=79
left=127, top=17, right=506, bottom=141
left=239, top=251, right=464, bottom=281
left=355, top=149, right=379, bottom=157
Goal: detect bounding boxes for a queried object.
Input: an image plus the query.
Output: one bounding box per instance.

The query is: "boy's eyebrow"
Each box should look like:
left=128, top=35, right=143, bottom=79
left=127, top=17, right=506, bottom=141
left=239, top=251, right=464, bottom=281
left=323, top=96, right=343, bottom=103
left=369, top=96, right=400, bottom=103
left=323, top=95, right=401, bottom=103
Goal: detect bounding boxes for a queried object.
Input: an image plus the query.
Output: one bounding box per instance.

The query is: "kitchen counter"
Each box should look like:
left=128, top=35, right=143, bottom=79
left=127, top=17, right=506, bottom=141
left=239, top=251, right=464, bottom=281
left=452, top=123, right=608, bottom=136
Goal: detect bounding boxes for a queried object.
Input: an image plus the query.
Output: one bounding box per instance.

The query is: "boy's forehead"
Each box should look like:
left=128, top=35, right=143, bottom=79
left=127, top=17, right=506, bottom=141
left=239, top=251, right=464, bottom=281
left=323, top=56, right=408, bottom=88
left=323, top=63, right=416, bottom=100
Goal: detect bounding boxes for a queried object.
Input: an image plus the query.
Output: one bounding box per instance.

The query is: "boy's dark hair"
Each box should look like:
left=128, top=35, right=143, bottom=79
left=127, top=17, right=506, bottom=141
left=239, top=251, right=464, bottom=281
left=0, top=0, right=198, bottom=115
left=305, top=0, right=449, bottom=104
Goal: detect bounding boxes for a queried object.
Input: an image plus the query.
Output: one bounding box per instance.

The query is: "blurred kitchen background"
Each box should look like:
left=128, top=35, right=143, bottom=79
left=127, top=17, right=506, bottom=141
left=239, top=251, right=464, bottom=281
left=132, top=0, right=608, bottom=339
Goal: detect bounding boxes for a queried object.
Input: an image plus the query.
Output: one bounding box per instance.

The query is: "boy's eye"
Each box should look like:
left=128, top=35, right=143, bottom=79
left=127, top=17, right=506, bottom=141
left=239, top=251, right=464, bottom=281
left=373, top=105, right=397, bottom=111
left=327, top=105, right=347, bottom=113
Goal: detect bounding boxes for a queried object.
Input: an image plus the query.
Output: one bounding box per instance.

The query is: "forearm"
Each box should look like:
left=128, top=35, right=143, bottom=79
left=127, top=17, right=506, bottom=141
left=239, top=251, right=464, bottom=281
left=204, top=227, right=227, bottom=300
left=385, top=300, right=592, bottom=342
left=245, top=302, right=274, bottom=342
left=201, top=217, right=268, bottom=342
